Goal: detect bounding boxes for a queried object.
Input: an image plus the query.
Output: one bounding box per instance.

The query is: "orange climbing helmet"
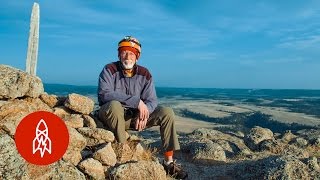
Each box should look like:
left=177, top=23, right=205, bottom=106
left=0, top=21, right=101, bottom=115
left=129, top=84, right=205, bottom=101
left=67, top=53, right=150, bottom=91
left=118, top=36, right=141, bottom=59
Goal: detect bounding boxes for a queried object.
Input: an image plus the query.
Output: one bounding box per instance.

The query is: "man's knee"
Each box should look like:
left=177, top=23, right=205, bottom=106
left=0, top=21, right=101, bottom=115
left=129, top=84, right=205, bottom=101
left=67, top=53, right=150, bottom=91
left=158, top=107, right=175, bottom=121
left=99, top=100, right=124, bottom=119
left=107, top=100, right=122, bottom=109
left=105, top=101, right=123, bottom=112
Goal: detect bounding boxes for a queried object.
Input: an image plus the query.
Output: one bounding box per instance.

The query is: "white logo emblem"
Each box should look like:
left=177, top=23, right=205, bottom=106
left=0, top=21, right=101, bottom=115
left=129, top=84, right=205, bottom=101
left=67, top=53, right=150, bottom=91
left=32, top=119, right=52, bottom=158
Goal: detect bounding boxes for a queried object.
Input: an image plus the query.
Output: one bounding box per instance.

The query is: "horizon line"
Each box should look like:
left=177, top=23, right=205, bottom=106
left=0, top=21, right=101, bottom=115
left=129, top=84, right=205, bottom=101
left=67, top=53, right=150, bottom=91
left=43, top=83, right=320, bottom=91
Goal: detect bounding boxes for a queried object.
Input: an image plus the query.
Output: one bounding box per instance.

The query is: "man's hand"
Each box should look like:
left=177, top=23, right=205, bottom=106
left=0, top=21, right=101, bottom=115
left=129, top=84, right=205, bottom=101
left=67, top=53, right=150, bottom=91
left=135, top=118, right=147, bottom=131
left=138, top=100, right=149, bottom=122
left=135, top=100, right=149, bottom=131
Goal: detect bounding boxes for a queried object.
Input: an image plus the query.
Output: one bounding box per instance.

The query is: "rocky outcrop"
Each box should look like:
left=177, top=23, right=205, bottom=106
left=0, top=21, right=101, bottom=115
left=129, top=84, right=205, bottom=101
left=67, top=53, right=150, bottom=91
left=307, top=156, right=320, bottom=171
left=77, top=127, right=115, bottom=146
left=244, top=126, right=274, bottom=151
left=0, top=132, right=87, bottom=179
left=315, top=138, right=320, bottom=147
left=78, top=158, right=105, bottom=180
left=82, top=114, right=97, bottom=128
left=63, top=127, right=87, bottom=166
left=176, top=126, right=320, bottom=179
left=93, top=143, right=117, bottom=166
left=131, top=143, right=147, bottom=161
left=186, top=128, right=251, bottom=157
left=295, top=129, right=320, bottom=148
left=189, top=140, right=226, bottom=163
left=0, top=65, right=44, bottom=99
left=291, top=137, right=308, bottom=147
left=64, top=93, right=94, bottom=115
left=234, top=155, right=314, bottom=179
left=0, top=98, right=52, bottom=135
left=62, top=114, right=84, bottom=129
left=0, top=66, right=162, bottom=180
left=25, top=160, right=86, bottom=179
left=0, top=133, right=27, bottom=179
left=109, top=161, right=167, bottom=180
left=39, top=93, right=65, bottom=108
left=281, top=130, right=297, bottom=143
left=53, top=106, right=73, bottom=117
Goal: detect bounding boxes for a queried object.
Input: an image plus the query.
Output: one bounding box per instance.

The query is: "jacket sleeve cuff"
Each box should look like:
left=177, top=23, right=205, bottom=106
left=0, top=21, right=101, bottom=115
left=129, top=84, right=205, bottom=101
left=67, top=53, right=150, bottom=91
left=130, top=96, right=140, bottom=108
left=146, top=103, right=154, bottom=114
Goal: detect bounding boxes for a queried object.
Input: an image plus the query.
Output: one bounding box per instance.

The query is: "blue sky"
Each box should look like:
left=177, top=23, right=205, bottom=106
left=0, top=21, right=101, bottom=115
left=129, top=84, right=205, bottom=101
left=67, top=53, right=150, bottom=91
left=0, top=0, right=320, bottom=89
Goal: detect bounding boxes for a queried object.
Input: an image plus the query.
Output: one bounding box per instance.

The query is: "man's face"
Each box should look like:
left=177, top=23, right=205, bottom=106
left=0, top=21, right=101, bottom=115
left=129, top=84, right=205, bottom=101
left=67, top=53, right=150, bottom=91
left=119, top=50, right=137, bottom=70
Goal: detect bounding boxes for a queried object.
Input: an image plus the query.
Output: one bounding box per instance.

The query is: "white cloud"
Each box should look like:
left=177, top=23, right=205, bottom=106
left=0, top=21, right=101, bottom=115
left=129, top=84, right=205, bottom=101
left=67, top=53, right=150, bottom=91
left=26, top=0, right=214, bottom=49
left=209, top=1, right=320, bottom=36
left=173, top=52, right=218, bottom=61
left=148, top=50, right=217, bottom=61
left=277, top=35, right=320, bottom=50
left=238, top=53, right=308, bottom=66
left=262, top=57, right=305, bottom=64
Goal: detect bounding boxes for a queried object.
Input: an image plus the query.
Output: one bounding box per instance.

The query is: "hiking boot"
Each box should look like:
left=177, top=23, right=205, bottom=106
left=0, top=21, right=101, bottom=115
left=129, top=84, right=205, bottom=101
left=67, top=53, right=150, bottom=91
left=162, top=160, right=188, bottom=179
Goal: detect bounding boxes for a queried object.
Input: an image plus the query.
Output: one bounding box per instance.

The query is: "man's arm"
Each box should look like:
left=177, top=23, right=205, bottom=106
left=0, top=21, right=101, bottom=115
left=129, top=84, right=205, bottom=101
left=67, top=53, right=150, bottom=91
left=98, top=66, right=140, bottom=108
left=140, top=77, right=158, bottom=114
left=135, top=77, right=157, bottom=131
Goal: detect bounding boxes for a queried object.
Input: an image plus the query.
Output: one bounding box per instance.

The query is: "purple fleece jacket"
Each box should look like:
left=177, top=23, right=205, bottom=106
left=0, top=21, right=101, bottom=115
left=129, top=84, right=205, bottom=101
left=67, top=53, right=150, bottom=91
left=98, top=61, right=158, bottom=114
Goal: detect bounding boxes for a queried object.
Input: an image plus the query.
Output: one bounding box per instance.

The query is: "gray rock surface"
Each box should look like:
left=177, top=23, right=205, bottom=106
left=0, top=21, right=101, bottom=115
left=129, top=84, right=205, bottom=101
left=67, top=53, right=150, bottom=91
left=190, top=128, right=250, bottom=154
left=42, top=160, right=86, bottom=179
left=314, top=138, right=320, bottom=147
left=307, top=156, right=320, bottom=171
left=0, top=133, right=27, bottom=179
left=39, top=93, right=61, bottom=108
left=189, top=140, right=227, bottom=163
left=114, top=142, right=134, bottom=164
left=244, top=126, right=274, bottom=151
left=63, top=127, right=87, bottom=166
left=0, top=98, right=52, bottom=135
left=131, top=143, right=146, bottom=161
left=0, top=65, right=44, bottom=99
left=53, top=106, right=72, bottom=117
left=24, top=160, right=86, bottom=180
left=62, top=114, right=84, bottom=129
left=259, top=139, right=285, bottom=153
left=234, top=155, right=312, bottom=179
left=78, top=158, right=105, bottom=180
left=82, top=114, right=97, bottom=128
left=109, top=161, right=166, bottom=180
left=281, top=130, right=297, bottom=143
left=292, top=137, right=308, bottom=147
left=64, top=93, right=94, bottom=115
left=77, top=127, right=115, bottom=146
left=93, top=143, right=117, bottom=166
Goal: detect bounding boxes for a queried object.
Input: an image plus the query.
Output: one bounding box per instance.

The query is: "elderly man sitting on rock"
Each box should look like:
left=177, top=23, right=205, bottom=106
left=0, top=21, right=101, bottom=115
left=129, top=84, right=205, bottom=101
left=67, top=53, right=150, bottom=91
left=98, top=36, right=188, bottom=179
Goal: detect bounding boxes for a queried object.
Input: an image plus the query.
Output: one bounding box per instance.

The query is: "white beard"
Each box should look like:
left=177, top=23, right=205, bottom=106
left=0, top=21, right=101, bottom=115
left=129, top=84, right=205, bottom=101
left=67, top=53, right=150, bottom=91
left=121, top=59, right=135, bottom=69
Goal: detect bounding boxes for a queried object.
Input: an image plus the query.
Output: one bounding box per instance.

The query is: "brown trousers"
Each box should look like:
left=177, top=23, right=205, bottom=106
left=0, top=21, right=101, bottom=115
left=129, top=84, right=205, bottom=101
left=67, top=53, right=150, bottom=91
left=99, top=101, right=180, bottom=151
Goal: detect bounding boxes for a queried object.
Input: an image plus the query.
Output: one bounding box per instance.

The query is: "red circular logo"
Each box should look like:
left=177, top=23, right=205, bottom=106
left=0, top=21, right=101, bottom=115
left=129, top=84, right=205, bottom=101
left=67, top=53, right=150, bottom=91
left=15, top=111, right=69, bottom=165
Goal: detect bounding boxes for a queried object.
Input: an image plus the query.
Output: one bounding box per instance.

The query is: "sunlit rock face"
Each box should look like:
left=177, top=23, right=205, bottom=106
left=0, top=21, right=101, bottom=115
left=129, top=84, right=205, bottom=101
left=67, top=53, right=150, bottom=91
left=0, top=65, right=44, bottom=99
